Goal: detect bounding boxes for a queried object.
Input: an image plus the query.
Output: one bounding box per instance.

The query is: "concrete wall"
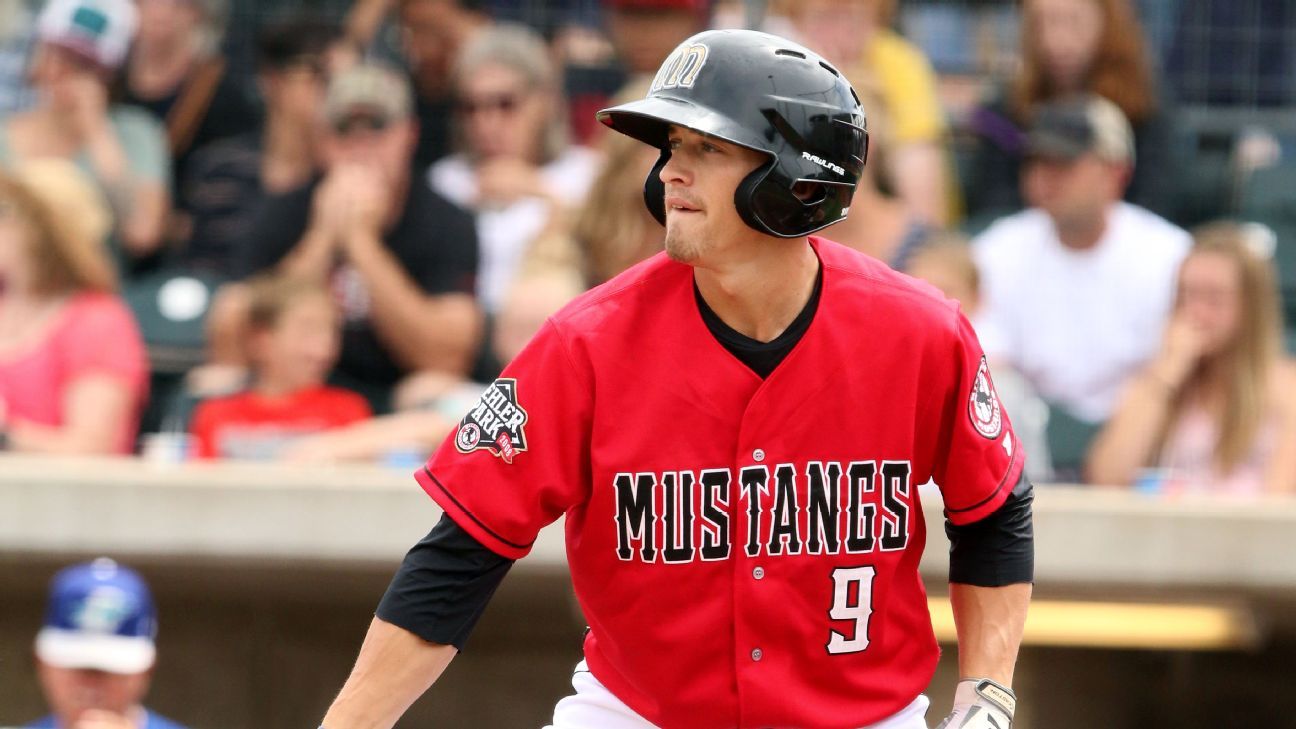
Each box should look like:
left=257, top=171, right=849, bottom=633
left=3, top=456, right=1296, bottom=728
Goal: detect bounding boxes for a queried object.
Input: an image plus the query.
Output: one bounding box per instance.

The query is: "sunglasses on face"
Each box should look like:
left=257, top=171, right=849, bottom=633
left=456, top=91, right=525, bottom=117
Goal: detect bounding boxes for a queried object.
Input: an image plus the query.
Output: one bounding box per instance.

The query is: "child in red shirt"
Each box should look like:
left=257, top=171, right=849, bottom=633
left=190, top=276, right=371, bottom=459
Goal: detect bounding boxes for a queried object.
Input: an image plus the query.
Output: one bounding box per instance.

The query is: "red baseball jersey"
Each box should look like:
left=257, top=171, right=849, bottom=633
left=417, top=237, right=1023, bottom=729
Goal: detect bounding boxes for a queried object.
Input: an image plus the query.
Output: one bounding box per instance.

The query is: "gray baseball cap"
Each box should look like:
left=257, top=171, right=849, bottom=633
left=1025, top=95, right=1135, bottom=166
left=324, top=62, right=413, bottom=130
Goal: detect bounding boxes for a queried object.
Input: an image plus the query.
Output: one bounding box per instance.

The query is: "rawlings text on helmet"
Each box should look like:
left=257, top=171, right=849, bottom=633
left=650, top=42, right=710, bottom=93
left=801, top=151, right=846, bottom=176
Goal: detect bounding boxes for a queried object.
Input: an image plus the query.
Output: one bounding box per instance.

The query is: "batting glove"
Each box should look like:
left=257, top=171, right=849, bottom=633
left=934, top=678, right=1015, bottom=729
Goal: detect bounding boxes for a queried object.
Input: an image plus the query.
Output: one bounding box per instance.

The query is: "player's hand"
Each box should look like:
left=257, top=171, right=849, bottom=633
left=934, top=678, right=1015, bottom=729
left=72, top=709, right=137, bottom=729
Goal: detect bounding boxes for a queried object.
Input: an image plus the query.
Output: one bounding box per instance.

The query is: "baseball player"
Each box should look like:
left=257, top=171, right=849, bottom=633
left=322, top=29, right=1032, bottom=729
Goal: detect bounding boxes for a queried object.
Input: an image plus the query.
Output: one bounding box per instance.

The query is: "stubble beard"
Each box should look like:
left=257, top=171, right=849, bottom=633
left=664, top=221, right=703, bottom=264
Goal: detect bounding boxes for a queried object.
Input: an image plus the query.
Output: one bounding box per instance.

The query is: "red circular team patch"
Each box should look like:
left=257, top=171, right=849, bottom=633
left=968, top=357, right=1003, bottom=439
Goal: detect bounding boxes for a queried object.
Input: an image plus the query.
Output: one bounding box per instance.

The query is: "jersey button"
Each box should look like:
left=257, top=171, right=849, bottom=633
left=753, top=449, right=765, bottom=462
left=751, top=648, right=763, bottom=661
left=753, top=566, right=765, bottom=580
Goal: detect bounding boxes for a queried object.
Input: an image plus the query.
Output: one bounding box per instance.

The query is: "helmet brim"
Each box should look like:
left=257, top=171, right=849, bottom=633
left=597, top=95, right=771, bottom=155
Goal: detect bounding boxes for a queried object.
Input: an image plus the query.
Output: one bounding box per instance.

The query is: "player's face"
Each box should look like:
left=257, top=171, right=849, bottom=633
left=659, top=126, right=768, bottom=264
left=1027, top=0, right=1104, bottom=92
left=36, top=660, right=151, bottom=725
left=1177, top=251, right=1243, bottom=355
left=254, top=293, right=342, bottom=391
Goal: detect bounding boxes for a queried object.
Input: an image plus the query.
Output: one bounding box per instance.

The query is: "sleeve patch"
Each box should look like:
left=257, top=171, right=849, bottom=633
left=968, top=357, right=1004, bottom=440
left=455, top=378, right=530, bottom=463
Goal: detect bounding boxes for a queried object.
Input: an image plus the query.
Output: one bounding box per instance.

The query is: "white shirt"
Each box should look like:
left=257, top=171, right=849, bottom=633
left=428, top=146, right=600, bottom=314
left=972, top=202, right=1191, bottom=422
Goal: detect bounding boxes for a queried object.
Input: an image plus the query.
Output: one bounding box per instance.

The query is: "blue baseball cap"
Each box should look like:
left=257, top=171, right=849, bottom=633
left=35, top=558, right=157, bottom=674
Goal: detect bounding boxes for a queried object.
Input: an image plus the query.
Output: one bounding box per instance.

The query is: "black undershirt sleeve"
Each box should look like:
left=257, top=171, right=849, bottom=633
left=946, top=471, right=1035, bottom=587
left=376, top=513, right=514, bottom=651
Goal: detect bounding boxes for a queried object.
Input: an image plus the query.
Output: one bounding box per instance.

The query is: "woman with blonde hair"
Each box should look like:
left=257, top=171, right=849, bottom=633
left=569, top=80, right=664, bottom=286
left=783, top=0, right=952, bottom=225
left=0, top=166, right=148, bottom=454
left=428, top=23, right=598, bottom=317
left=963, top=0, right=1182, bottom=227
left=817, top=78, right=932, bottom=270
left=1087, top=223, right=1296, bottom=493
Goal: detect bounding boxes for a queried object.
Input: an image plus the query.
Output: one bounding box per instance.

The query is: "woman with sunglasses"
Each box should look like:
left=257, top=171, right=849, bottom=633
left=427, top=24, right=597, bottom=374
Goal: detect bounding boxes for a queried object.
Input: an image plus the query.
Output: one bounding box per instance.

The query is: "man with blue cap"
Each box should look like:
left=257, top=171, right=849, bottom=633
left=27, top=558, right=188, bottom=729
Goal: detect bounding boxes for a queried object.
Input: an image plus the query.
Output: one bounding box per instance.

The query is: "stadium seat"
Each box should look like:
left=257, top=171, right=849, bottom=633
left=122, top=269, right=225, bottom=374
left=1044, top=402, right=1104, bottom=483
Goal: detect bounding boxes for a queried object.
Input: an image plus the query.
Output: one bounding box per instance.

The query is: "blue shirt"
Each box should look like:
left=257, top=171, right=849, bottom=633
left=26, top=710, right=190, bottom=729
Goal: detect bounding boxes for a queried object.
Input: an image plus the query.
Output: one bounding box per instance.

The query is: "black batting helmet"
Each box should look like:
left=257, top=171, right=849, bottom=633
left=596, top=29, right=868, bottom=239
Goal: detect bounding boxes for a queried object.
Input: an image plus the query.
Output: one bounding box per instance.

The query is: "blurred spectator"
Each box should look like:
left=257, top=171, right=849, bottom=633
left=604, top=0, right=709, bottom=76
left=1087, top=223, right=1296, bottom=493
left=189, top=275, right=370, bottom=460
left=551, top=0, right=707, bottom=145
left=396, top=0, right=492, bottom=169
left=1, top=0, right=171, bottom=263
left=0, top=166, right=147, bottom=455
left=281, top=267, right=581, bottom=464
left=787, top=0, right=952, bottom=226
left=173, top=18, right=342, bottom=277
left=567, top=82, right=662, bottom=285
left=234, top=62, right=479, bottom=412
left=117, top=0, right=259, bottom=196
left=904, top=233, right=1054, bottom=483
left=429, top=24, right=595, bottom=319
left=819, top=81, right=933, bottom=269
left=0, top=0, right=37, bottom=113
left=972, top=96, right=1189, bottom=427
left=962, top=0, right=1182, bottom=229
left=27, top=558, right=189, bottom=729
left=903, top=232, right=981, bottom=311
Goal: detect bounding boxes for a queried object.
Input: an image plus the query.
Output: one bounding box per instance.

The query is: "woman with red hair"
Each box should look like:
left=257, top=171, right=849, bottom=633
left=962, top=0, right=1183, bottom=229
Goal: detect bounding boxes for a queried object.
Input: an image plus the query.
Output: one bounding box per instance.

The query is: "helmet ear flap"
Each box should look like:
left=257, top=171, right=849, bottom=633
left=734, top=156, right=780, bottom=237
left=643, top=148, right=670, bottom=227
left=738, top=155, right=851, bottom=238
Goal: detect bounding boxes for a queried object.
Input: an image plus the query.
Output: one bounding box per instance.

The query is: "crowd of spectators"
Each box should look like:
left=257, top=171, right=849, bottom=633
left=0, top=0, right=1292, bottom=495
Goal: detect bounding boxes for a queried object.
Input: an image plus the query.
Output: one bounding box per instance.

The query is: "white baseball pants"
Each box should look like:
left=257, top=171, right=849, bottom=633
left=543, top=661, right=931, bottom=729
